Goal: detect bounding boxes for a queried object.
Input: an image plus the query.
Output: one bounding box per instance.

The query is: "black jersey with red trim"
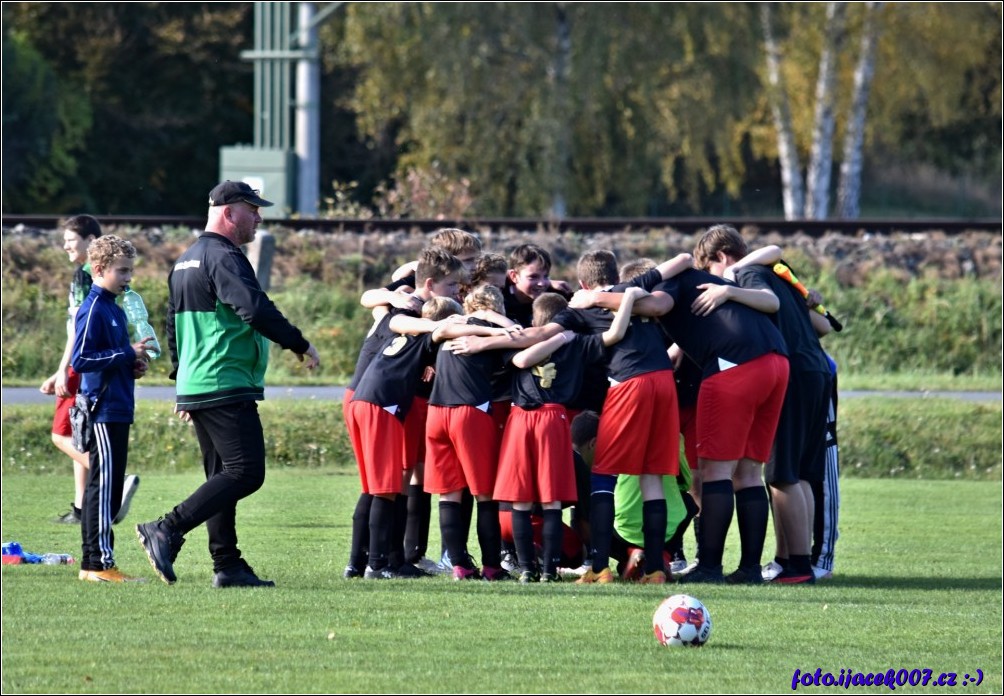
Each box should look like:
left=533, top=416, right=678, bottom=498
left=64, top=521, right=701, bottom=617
left=735, top=265, right=830, bottom=375
left=351, top=331, right=439, bottom=422
left=507, top=333, right=606, bottom=410
left=553, top=287, right=672, bottom=383
left=635, top=268, right=788, bottom=379
left=429, top=317, right=509, bottom=407
left=346, top=308, right=417, bottom=390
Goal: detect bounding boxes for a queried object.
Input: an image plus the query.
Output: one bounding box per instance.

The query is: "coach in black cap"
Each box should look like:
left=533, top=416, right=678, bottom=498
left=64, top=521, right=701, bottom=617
left=136, top=180, right=319, bottom=588
left=207, top=180, right=274, bottom=209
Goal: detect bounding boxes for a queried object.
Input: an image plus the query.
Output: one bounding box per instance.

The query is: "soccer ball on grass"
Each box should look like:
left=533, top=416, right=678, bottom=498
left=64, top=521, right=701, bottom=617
left=652, top=593, right=712, bottom=647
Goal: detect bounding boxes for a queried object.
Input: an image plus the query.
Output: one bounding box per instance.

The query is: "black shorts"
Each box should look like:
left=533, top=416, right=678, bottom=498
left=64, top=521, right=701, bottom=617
left=765, top=370, right=832, bottom=485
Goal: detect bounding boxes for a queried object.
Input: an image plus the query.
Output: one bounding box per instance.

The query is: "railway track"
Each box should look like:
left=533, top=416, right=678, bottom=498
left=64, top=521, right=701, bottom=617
left=2, top=214, right=1000, bottom=237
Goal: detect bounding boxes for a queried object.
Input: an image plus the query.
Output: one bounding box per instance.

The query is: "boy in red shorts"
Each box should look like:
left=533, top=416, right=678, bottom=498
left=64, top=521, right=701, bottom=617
left=342, top=247, right=465, bottom=577
left=495, top=288, right=645, bottom=583
left=348, top=297, right=512, bottom=579
left=424, top=297, right=523, bottom=581
left=445, top=251, right=689, bottom=584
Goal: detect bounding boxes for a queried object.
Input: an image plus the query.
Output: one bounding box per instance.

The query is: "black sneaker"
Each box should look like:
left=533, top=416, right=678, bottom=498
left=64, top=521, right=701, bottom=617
left=518, top=569, right=539, bottom=584
left=725, top=565, right=764, bottom=585
left=539, top=572, right=562, bottom=583
left=363, top=565, right=398, bottom=580
left=393, top=563, right=431, bottom=578
left=135, top=519, right=184, bottom=585
left=343, top=564, right=363, bottom=579
left=54, top=507, right=81, bottom=524
left=213, top=560, right=275, bottom=588
left=676, top=564, right=725, bottom=584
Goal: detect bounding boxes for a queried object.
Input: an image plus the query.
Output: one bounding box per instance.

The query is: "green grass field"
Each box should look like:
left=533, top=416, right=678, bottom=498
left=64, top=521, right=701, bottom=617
left=1, top=471, right=1000, bottom=694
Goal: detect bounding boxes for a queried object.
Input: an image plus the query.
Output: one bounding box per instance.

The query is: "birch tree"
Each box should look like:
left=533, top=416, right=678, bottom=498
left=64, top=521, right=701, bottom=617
left=836, top=1, right=884, bottom=219
left=760, top=2, right=804, bottom=219
left=804, top=2, right=847, bottom=220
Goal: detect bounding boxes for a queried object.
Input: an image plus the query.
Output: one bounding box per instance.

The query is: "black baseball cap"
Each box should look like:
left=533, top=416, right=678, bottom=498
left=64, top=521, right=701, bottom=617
left=208, top=180, right=274, bottom=208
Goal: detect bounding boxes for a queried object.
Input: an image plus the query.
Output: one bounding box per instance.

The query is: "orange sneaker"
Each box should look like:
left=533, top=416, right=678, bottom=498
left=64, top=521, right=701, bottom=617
left=575, top=567, right=615, bottom=584
left=621, top=547, right=645, bottom=581
left=79, top=567, right=147, bottom=583
left=639, top=569, right=667, bottom=584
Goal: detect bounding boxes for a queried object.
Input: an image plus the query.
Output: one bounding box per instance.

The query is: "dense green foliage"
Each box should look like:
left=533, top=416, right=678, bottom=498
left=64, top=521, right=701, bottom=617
left=1, top=474, right=1001, bottom=693
left=3, top=2, right=999, bottom=216
left=2, top=398, right=1000, bottom=481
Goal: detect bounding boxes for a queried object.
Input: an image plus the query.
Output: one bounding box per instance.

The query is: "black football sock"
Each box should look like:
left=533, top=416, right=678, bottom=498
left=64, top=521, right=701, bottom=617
left=692, top=514, right=702, bottom=560
left=790, top=554, right=813, bottom=575
left=460, top=489, right=475, bottom=554
left=349, top=493, right=373, bottom=567
left=388, top=494, right=407, bottom=568
left=541, top=509, right=563, bottom=576
left=367, top=496, right=394, bottom=571
left=642, top=498, right=668, bottom=574
left=810, top=478, right=824, bottom=565
left=512, top=509, right=536, bottom=573
left=667, top=491, right=699, bottom=558
left=735, top=485, right=769, bottom=570
left=404, top=484, right=425, bottom=564
left=698, top=480, right=734, bottom=570
left=439, top=500, right=471, bottom=568
left=476, top=500, right=502, bottom=568
left=588, top=475, right=617, bottom=572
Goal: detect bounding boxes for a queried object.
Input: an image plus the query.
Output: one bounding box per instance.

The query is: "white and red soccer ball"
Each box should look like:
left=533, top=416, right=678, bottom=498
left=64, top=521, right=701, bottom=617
left=653, top=594, right=712, bottom=647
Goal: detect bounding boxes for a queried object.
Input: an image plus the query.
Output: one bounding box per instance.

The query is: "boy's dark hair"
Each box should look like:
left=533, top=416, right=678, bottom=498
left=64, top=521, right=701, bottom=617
left=577, top=250, right=619, bottom=288
left=570, top=410, right=600, bottom=449
left=531, top=292, right=568, bottom=328
left=62, top=214, right=102, bottom=240
left=508, top=244, right=552, bottom=274
left=470, top=252, right=508, bottom=286
left=416, top=247, right=465, bottom=286
left=619, top=258, right=657, bottom=282
left=694, top=224, right=748, bottom=271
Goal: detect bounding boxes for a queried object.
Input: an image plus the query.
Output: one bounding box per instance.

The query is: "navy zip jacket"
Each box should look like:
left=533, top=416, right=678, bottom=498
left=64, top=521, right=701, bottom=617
left=71, top=285, right=137, bottom=423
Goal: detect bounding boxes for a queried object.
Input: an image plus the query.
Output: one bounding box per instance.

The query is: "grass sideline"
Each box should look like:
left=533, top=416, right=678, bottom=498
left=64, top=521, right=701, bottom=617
left=1, top=472, right=1001, bottom=694
left=3, top=397, right=1001, bottom=480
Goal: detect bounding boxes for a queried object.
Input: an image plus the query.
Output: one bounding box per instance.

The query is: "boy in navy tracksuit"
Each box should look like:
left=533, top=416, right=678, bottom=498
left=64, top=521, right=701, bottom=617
left=71, top=236, right=155, bottom=582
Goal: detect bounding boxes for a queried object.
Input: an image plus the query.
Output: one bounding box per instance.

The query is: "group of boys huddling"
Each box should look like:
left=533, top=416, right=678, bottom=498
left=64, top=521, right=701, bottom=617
left=342, top=225, right=839, bottom=586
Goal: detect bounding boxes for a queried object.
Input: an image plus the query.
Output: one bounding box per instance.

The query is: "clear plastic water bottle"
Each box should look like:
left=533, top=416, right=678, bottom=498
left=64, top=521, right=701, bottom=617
left=121, top=287, right=161, bottom=360
left=41, top=553, right=75, bottom=565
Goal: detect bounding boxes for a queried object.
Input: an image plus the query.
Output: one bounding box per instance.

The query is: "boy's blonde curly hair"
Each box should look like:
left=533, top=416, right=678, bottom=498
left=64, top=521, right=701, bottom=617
left=87, top=235, right=136, bottom=270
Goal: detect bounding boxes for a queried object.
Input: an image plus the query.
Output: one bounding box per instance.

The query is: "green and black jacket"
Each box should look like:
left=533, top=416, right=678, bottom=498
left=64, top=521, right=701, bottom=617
left=166, top=232, right=310, bottom=410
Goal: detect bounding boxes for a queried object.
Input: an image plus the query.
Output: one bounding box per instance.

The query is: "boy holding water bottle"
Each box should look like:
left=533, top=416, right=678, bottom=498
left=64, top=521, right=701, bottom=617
left=71, top=235, right=155, bottom=582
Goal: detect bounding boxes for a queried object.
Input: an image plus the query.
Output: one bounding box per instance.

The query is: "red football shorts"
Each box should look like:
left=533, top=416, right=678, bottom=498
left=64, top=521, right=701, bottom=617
left=403, top=396, right=429, bottom=469
left=346, top=401, right=406, bottom=495
left=594, top=370, right=679, bottom=476
left=424, top=404, right=499, bottom=496
left=51, top=367, right=82, bottom=436
left=679, top=404, right=698, bottom=471
left=695, top=352, right=789, bottom=463
left=494, top=404, right=577, bottom=504
left=491, top=399, right=511, bottom=439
